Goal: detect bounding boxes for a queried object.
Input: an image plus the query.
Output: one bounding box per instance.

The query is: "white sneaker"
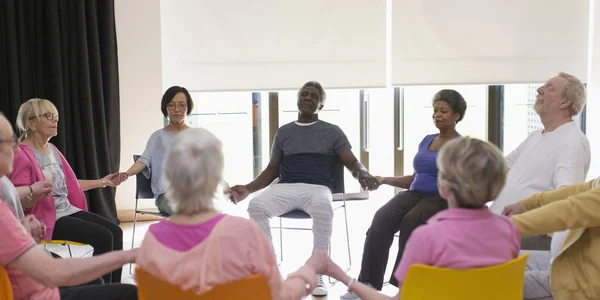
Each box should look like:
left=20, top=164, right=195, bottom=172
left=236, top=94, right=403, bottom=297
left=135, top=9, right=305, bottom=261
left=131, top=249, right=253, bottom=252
left=340, top=291, right=361, bottom=300
left=312, top=275, right=328, bottom=296
left=340, top=282, right=372, bottom=300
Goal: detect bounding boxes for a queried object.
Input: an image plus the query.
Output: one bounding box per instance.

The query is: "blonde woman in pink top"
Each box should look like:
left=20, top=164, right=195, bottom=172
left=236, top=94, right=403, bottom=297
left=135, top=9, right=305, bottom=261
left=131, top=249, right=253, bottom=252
left=136, top=128, right=324, bottom=299
left=0, top=112, right=137, bottom=300
left=314, top=137, right=521, bottom=300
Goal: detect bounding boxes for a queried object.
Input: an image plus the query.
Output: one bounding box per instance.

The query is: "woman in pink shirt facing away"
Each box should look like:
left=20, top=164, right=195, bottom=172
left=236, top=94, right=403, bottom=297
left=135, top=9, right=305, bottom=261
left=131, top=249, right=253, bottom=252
left=314, top=137, right=521, bottom=299
left=136, top=128, right=324, bottom=299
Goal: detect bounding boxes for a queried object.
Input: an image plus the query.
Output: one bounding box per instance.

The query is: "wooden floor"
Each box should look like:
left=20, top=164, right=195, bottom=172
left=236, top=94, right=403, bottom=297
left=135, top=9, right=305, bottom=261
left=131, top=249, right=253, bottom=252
left=46, top=186, right=401, bottom=299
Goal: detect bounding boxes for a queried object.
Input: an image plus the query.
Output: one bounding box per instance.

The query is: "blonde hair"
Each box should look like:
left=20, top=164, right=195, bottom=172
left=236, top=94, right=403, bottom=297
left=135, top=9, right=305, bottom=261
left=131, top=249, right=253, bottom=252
left=16, top=98, right=58, bottom=141
left=163, top=128, right=224, bottom=215
left=558, top=72, right=586, bottom=116
left=437, top=137, right=506, bottom=208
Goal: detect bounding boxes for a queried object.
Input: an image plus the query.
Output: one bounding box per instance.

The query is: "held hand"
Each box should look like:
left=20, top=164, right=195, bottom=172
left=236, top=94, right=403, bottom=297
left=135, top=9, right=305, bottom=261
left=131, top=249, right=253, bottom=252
left=375, top=176, right=385, bottom=185
left=20, top=216, right=34, bottom=239
left=112, top=172, right=127, bottom=186
left=101, top=173, right=121, bottom=187
left=501, top=202, right=524, bottom=217
left=30, top=217, right=46, bottom=243
left=358, top=172, right=380, bottom=191
left=222, top=183, right=232, bottom=197
left=229, top=185, right=250, bottom=204
left=305, top=250, right=329, bottom=275
left=111, top=172, right=129, bottom=186
left=305, top=250, right=346, bottom=281
left=31, top=180, right=53, bottom=196
left=22, top=215, right=46, bottom=243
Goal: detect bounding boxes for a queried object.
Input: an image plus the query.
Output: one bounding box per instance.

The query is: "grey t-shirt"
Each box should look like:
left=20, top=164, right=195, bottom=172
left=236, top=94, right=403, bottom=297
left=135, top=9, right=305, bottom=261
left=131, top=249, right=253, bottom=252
left=0, top=176, right=25, bottom=219
left=272, top=120, right=351, bottom=190
left=139, top=129, right=178, bottom=201
left=32, top=146, right=80, bottom=219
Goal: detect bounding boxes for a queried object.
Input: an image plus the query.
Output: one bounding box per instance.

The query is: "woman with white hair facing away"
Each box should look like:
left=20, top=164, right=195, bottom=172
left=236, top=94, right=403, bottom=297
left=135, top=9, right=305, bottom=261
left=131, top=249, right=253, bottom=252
left=315, top=137, right=521, bottom=299
left=135, top=128, right=328, bottom=299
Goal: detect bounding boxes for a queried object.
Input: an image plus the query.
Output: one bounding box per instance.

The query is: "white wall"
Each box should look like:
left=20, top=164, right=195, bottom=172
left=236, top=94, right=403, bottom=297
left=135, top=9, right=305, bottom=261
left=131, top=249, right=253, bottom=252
left=586, top=0, right=600, bottom=181
left=114, top=0, right=164, bottom=210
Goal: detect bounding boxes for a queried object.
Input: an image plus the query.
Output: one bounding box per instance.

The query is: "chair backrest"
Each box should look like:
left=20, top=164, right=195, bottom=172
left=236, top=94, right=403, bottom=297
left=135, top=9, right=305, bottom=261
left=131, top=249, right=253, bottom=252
left=136, top=268, right=271, bottom=300
left=0, top=265, right=13, bottom=300
left=133, top=155, right=154, bottom=199
left=400, top=254, right=528, bottom=300
left=332, top=159, right=345, bottom=195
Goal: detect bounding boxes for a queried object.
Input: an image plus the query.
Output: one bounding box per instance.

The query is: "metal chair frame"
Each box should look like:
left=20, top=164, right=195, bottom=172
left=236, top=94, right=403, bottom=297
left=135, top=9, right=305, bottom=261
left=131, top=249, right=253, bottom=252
left=129, top=155, right=168, bottom=275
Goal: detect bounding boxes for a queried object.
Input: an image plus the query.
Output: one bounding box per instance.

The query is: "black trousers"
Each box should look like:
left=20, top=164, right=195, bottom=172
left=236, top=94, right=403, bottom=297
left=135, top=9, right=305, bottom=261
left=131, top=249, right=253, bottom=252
left=357, top=191, right=447, bottom=290
left=59, top=284, right=137, bottom=300
left=52, top=211, right=124, bottom=283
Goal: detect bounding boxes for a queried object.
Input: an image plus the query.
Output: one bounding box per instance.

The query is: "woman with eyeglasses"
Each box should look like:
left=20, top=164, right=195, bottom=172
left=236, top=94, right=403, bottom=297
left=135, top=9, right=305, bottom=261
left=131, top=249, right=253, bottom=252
left=113, top=86, right=194, bottom=216
left=7, top=98, right=124, bottom=284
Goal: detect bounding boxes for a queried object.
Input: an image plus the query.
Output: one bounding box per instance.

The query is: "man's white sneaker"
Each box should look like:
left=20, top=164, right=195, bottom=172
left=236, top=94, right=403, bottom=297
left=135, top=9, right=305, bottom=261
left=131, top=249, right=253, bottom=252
left=340, top=282, right=372, bottom=299
left=312, top=275, right=328, bottom=296
left=340, top=290, right=361, bottom=300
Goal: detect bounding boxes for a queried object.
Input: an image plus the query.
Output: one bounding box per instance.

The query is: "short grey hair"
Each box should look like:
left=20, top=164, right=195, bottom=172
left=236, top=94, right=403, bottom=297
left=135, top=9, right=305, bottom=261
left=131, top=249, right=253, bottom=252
left=163, top=128, right=224, bottom=215
left=437, top=137, right=506, bottom=208
left=297, top=81, right=326, bottom=103
left=558, top=72, right=586, bottom=116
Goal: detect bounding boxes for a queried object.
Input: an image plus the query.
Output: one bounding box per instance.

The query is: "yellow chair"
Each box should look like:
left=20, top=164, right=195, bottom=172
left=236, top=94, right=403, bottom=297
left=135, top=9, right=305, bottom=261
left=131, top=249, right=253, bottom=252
left=0, top=265, right=13, bottom=300
left=400, top=254, right=528, bottom=300
left=136, top=267, right=272, bottom=300
left=40, top=240, right=88, bottom=258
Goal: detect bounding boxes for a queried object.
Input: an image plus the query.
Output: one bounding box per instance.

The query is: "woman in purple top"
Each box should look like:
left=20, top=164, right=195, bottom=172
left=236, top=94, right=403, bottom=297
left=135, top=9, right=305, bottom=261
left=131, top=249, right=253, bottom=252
left=342, top=89, right=467, bottom=299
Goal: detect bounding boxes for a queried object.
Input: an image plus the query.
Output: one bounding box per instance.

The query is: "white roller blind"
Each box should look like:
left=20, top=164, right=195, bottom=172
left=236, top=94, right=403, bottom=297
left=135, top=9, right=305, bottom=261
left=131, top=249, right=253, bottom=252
left=391, top=0, right=590, bottom=85
left=160, top=0, right=386, bottom=91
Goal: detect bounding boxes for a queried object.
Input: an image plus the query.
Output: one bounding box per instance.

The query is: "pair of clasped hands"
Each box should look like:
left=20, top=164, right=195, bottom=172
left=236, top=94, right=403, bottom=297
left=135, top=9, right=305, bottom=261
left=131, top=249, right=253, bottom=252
left=24, top=170, right=123, bottom=243
left=31, top=169, right=124, bottom=199
left=226, top=172, right=381, bottom=204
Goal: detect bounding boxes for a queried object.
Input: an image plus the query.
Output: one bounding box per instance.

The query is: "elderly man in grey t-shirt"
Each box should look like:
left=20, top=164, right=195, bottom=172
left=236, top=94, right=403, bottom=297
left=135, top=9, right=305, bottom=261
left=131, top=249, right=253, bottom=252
left=229, top=81, right=379, bottom=297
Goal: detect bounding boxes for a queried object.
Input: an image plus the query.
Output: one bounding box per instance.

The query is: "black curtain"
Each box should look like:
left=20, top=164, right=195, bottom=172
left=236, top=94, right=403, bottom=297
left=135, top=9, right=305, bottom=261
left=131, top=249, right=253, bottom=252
left=0, top=0, right=121, bottom=223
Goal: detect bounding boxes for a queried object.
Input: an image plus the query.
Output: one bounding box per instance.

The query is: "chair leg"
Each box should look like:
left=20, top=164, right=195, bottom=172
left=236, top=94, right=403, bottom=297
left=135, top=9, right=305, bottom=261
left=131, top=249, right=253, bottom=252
left=129, top=197, right=140, bottom=275
left=279, top=217, right=284, bottom=265
left=67, top=243, right=73, bottom=258
left=82, top=248, right=94, bottom=258
left=329, top=197, right=352, bottom=285
left=343, top=203, right=352, bottom=268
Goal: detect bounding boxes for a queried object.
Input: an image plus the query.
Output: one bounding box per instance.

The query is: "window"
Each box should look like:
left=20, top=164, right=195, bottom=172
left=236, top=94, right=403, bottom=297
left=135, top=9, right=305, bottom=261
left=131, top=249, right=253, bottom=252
left=189, top=92, right=254, bottom=186
left=363, top=88, right=395, bottom=176
left=503, top=84, right=542, bottom=154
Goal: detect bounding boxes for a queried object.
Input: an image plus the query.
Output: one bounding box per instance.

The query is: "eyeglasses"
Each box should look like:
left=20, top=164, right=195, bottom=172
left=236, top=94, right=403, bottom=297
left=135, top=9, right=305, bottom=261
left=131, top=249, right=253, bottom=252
left=167, top=103, right=188, bottom=110
left=30, top=112, right=59, bottom=121
left=0, top=134, right=18, bottom=149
